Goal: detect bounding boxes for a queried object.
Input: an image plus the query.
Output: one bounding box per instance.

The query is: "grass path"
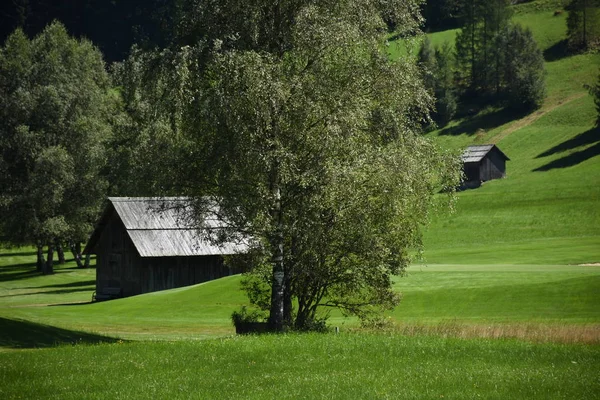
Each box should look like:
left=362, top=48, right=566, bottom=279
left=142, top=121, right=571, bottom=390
left=489, top=92, right=587, bottom=144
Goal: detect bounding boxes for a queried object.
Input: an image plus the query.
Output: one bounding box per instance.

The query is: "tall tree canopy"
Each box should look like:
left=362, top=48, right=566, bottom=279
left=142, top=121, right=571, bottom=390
left=115, top=0, right=460, bottom=330
left=453, top=0, right=545, bottom=111
left=0, top=21, right=115, bottom=273
left=0, top=0, right=176, bottom=62
left=455, top=0, right=513, bottom=94
left=418, top=38, right=457, bottom=127
left=566, top=0, right=600, bottom=52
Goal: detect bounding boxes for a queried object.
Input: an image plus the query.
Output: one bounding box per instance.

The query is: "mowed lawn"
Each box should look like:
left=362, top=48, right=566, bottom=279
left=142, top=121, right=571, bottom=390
left=1, top=251, right=599, bottom=399
left=1, top=250, right=599, bottom=342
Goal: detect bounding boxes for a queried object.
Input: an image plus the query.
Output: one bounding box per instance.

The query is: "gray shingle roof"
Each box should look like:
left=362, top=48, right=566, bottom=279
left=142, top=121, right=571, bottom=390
left=461, top=144, right=509, bottom=163
left=87, top=197, right=248, bottom=257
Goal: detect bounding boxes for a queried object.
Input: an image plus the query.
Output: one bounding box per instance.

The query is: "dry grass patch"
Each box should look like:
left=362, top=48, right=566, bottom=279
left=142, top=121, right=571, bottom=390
left=378, top=322, right=600, bottom=344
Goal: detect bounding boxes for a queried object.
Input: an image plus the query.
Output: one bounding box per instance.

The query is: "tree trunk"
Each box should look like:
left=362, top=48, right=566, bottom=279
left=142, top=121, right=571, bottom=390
left=283, top=236, right=296, bottom=326
left=470, top=1, right=476, bottom=90
left=583, top=0, right=587, bottom=48
left=84, top=252, right=91, bottom=268
left=57, top=243, right=65, bottom=264
left=268, top=163, right=285, bottom=332
left=36, top=243, right=45, bottom=272
left=70, top=241, right=84, bottom=269
left=483, top=17, right=488, bottom=92
left=44, top=244, right=55, bottom=275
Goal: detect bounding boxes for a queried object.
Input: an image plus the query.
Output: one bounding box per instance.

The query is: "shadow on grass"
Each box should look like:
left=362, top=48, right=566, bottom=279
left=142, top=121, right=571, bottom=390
left=543, top=39, right=570, bottom=62
left=438, top=107, right=527, bottom=136
left=0, top=268, right=40, bottom=282
left=0, top=261, right=39, bottom=270
left=0, top=317, right=119, bottom=349
left=0, top=264, right=94, bottom=283
left=0, top=287, right=94, bottom=299
left=0, top=250, right=37, bottom=258
left=536, top=127, right=600, bottom=158
left=534, top=127, right=600, bottom=171
left=24, top=280, right=96, bottom=290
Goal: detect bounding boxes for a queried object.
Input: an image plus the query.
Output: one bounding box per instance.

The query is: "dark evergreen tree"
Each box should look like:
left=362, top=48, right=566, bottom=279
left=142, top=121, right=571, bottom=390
left=586, top=70, right=600, bottom=126
left=422, top=0, right=462, bottom=31
left=0, top=0, right=177, bottom=62
left=433, top=42, right=457, bottom=126
left=496, top=24, right=546, bottom=111
left=455, top=0, right=511, bottom=94
left=565, top=0, right=600, bottom=51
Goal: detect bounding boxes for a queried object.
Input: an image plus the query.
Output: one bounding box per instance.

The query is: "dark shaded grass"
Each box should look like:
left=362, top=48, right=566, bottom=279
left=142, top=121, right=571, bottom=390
left=534, top=141, right=600, bottom=171
left=536, top=126, right=600, bottom=158
left=543, top=39, right=569, bottom=62
left=22, top=280, right=96, bottom=290
left=0, top=251, right=36, bottom=258
left=0, top=317, right=118, bottom=349
left=438, top=107, right=528, bottom=136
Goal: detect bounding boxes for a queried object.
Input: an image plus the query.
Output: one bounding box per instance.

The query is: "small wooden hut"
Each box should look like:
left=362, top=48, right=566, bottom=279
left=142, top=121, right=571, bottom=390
left=461, top=144, right=510, bottom=183
left=84, top=197, right=247, bottom=301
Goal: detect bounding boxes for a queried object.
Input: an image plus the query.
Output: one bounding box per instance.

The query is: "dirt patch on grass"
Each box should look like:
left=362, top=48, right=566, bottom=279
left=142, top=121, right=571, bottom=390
left=578, top=263, right=600, bottom=266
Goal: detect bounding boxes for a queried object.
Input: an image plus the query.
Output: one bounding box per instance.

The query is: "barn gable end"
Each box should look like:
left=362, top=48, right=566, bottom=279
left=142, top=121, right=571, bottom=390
left=84, top=197, right=246, bottom=300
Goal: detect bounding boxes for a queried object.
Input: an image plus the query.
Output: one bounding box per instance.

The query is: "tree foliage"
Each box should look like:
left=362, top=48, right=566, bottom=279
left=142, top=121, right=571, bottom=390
left=586, top=70, right=600, bottom=126
left=0, top=0, right=177, bottom=62
left=107, top=44, right=203, bottom=196
left=453, top=0, right=545, bottom=111
left=422, top=0, right=463, bottom=31
left=565, top=0, right=600, bottom=52
left=418, top=38, right=457, bottom=127
left=119, top=1, right=461, bottom=331
left=496, top=23, right=546, bottom=110
left=0, top=22, right=114, bottom=272
left=455, top=0, right=513, bottom=94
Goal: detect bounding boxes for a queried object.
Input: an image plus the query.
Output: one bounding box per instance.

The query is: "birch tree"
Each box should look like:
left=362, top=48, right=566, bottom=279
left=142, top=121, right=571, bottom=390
left=117, top=1, right=461, bottom=330
left=159, top=1, right=459, bottom=330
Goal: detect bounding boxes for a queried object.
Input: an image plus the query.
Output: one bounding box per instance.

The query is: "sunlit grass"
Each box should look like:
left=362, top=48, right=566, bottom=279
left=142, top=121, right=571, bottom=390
left=0, top=334, right=598, bottom=400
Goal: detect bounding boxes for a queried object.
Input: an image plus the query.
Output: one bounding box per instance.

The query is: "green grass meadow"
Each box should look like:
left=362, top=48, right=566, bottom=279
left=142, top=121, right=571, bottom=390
left=1, top=334, right=598, bottom=400
left=1, top=251, right=599, bottom=399
left=1, top=1, right=600, bottom=398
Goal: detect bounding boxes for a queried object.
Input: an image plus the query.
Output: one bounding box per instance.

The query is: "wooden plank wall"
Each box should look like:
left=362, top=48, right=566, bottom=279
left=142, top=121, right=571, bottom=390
left=95, top=210, right=240, bottom=298
left=139, top=255, right=237, bottom=295
left=480, top=150, right=506, bottom=181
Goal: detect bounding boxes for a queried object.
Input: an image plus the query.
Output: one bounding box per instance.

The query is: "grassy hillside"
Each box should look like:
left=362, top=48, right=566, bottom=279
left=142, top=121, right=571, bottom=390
left=2, top=251, right=598, bottom=342
left=410, top=5, right=600, bottom=265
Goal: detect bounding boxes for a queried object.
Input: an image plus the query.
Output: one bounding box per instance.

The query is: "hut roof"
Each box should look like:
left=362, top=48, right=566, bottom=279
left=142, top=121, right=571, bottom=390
left=84, top=197, right=248, bottom=257
left=461, top=144, right=510, bottom=163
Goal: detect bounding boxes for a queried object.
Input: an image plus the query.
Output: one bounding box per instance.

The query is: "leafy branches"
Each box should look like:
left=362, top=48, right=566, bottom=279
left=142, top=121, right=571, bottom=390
left=0, top=22, right=114, bottom=272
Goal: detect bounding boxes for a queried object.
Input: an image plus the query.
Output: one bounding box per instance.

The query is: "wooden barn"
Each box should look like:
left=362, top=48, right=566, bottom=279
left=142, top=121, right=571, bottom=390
left=461, top=144, right=510, bottom=183
left=84, top=197, right=247, bottom=301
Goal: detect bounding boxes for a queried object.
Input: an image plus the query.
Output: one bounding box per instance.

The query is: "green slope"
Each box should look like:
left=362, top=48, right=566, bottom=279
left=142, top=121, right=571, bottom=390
left=2, top=254, right=599, bottom=341
left=416, top=6, right=600, bottom=265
